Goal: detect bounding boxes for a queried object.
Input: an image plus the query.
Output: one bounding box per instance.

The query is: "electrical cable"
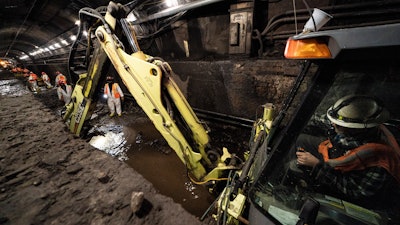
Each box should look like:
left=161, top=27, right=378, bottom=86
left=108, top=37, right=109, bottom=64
left=135, top=11, right=187, bottom=39
left=293, top=0, right=298, bottom=34
left=200, top=195, right=219, bottom=221
left=302, top=0, right=316, bottom=31
left=68, top=6, right=108, bottom=83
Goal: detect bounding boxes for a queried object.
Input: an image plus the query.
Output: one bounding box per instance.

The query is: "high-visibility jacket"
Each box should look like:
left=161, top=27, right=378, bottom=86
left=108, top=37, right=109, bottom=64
left=56, top=74, right=67, bottom=85
left=104, top=83, right=123, bottom=99
left=28, top=74, right=38, bottom=82
left=57, top=84, right=72, bottom=105
left=318, top=125, right=400, bottom=185
left=42, top=74, right=50, bottom=82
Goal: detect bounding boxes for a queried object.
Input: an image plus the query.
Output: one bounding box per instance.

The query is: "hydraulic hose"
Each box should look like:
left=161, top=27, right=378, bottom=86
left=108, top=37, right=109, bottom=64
left=230, top=130, right=266, bottom=199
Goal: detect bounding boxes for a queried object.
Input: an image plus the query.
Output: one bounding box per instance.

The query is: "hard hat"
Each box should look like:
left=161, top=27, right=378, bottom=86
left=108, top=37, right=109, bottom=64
left=56, top=71, right=60, bottom=74
left=327, top=95, right=390, bottom=129
left=41, top=72, right=46, bottom=75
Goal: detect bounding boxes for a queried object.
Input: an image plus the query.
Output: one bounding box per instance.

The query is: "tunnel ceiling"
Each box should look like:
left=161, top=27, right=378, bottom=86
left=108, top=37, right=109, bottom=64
left=0, top=0, right=134, bottom=62
left=3, top=0, right=400, bottom=66
left=0, top=0, right=227, bottom=65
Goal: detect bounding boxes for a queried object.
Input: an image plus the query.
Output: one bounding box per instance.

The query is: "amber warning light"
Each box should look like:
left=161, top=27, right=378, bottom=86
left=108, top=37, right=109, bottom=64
left=284, top=38, right=332, bottom=59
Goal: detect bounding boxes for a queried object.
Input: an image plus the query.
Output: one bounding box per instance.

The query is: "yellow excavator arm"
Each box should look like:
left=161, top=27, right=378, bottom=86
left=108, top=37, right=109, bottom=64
left=64, top=1, right=238, bottom=183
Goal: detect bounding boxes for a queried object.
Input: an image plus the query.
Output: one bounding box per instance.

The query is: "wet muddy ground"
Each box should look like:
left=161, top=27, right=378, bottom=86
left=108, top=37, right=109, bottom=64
left=0, top=70, right=251, bottom=224
left=80, top=87, right=251, bottom=218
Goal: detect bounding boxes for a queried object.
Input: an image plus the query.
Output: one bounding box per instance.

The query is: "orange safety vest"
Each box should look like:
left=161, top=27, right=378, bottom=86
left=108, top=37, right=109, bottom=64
left=104, top=83, right=121, bottom=98
left=29, top=74, right=38, bottom=81
left=58, top=75, right=66, bottom=83
left=318, top=125, right=400, bottom=185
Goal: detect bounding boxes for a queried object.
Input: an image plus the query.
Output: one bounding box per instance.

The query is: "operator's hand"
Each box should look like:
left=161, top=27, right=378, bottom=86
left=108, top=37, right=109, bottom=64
left=296, top=151, right=320, bottom=167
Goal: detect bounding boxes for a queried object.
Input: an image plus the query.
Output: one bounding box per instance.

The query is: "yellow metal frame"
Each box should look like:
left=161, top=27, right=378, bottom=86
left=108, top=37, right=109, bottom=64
left=215, top=103, right=275, bottom=224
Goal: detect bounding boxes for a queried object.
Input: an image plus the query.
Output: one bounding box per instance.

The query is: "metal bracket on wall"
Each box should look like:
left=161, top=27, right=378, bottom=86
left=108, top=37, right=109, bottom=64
left=229, top=2, right=254, bottom=54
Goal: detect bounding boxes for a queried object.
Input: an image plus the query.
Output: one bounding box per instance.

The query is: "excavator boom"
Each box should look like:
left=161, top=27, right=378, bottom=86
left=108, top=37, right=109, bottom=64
left=64, top=1, right=238, bottom=183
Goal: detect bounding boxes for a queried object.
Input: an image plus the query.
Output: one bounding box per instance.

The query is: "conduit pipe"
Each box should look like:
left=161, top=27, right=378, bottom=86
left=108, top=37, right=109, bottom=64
left=131, top=0, right=225, bottom=24
left=261, top=0, right=400, bottom=36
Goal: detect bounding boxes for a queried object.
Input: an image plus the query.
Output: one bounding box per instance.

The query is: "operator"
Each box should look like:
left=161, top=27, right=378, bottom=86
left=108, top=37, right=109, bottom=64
left=54, top=71, right=67, bottom=87
left=41, top=71, right=52, bottom=89
left=295, top=95, right=400, bottom=212
left=104, top=76, right=124, bottom=117
left=57, top=80, right=72, bottom=105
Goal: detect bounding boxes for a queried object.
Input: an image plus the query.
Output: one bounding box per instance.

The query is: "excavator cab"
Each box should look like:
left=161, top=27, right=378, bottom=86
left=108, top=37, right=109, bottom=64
left=245, top=23, right=400, bottom=225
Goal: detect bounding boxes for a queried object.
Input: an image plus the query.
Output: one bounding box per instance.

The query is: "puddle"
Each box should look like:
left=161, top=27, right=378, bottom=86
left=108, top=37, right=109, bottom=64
left=88, top=124, right=130, bottom=161
left=123, top=120, right=216, bottom=217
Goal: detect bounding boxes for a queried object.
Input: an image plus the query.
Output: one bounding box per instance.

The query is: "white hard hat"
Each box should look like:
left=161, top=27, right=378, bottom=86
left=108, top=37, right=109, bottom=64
left=326, top=95, right=390, bottom=128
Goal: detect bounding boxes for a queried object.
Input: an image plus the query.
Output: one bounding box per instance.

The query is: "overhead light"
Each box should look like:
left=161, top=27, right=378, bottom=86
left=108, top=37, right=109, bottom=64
left=75, top=20, right=80, bottom=26
left=165, top=0, right=178, bottom=7
left=70, top=35, right=77, bottom=41
left=303, top=8, right=332, bottom=33
left=126, top=13, right=137, bottom=22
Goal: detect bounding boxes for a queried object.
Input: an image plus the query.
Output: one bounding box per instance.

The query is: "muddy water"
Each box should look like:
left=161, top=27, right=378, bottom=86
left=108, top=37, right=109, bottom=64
left=122, top=119, right=217, bottom=217
left=88, top=104, right=251, bottom=218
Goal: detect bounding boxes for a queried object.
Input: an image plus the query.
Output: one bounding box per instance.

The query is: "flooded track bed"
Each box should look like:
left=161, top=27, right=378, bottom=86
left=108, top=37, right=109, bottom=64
left=124, top=120, right=216, bottom=217
left=36, top=77, right=253, bottom=219
left=88, top=103, right=252, bottom=217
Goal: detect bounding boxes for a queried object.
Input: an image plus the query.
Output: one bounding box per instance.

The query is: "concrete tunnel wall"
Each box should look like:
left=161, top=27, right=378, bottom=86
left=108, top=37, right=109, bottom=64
left=169, top=59, right=303, bottom=119
left=28, top=58, right=302, bottom=120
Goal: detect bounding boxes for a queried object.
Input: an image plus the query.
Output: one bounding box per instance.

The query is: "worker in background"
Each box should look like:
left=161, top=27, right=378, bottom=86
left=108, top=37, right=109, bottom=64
left=295, top=95, right=400, bottom=216
left=27, top=71, right=38, bottom=92
left=41, top=72, right=52, bottom=89
left=57, top=80, right=72, bottom=105
left=104, top=76, right=124, bottom=117
left=22, top=68, right=30, bottom=78
left=55, top=71, right=67, bottom=87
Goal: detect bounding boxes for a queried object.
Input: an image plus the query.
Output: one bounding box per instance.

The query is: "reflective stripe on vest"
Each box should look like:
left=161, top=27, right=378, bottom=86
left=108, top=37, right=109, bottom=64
left=105, top=83, right=121, bottom=98
left=318, top=125, right=400, bottom=184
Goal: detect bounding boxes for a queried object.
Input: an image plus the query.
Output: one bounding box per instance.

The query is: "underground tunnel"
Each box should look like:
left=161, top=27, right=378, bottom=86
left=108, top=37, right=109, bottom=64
left=1, top=0, right=400, bottom=225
